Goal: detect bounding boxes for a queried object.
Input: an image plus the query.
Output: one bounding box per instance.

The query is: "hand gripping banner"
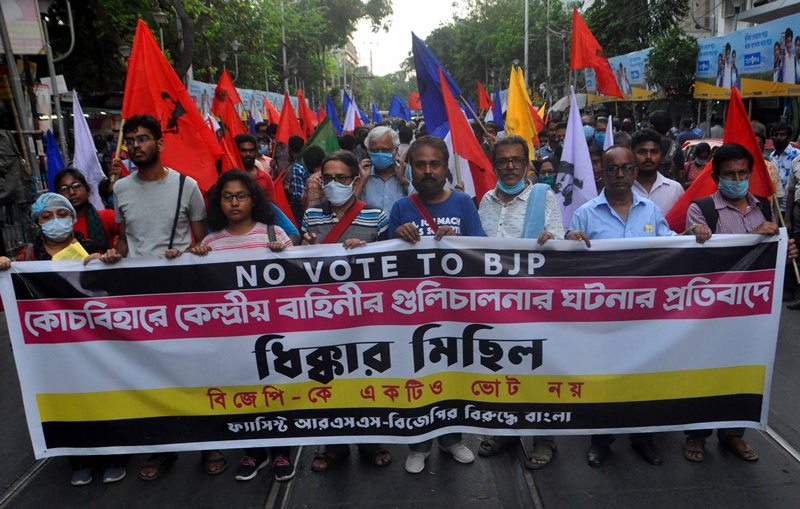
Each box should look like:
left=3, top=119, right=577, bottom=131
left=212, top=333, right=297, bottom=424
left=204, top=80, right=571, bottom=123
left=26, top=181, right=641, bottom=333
left=0, top=235, right=786, bottom=458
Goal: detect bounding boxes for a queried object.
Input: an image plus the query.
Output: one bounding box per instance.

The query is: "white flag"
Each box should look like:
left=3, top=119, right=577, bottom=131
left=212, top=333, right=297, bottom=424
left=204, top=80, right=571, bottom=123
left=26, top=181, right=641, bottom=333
left=342, top=98, right=359, bottom=133
left=250, top=96, right=264, bottom=125
left=604, top=115, right=614, bottom=150
left=71, top=91, right=105, bottom=210
left=554, top=87, right=597, bottom=228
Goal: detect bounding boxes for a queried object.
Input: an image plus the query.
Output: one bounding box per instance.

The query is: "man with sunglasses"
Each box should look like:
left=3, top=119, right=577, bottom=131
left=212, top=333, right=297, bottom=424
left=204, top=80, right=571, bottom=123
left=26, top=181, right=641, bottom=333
left=567, top=145, right=711, bottom=468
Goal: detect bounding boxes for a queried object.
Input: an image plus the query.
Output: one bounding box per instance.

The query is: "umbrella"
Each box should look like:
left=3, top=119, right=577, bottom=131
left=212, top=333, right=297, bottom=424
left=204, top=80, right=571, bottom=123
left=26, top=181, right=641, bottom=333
left=550, top=93, right=587, bottom=112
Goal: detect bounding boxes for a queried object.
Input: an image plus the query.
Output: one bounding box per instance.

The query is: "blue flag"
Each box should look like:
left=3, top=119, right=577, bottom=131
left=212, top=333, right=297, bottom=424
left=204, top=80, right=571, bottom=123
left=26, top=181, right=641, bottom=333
left=411, top=32, right=462, bottom=138
left=388, top=95, right=411, bottom=121
left=248, top=110, right=257, bottom=135
left=372, top=103, right=383, bottom=123
left=493, top=88, right=504, bottom=131
left=45, top=129, right=65, bottom=191
left=358, top=105, right=369, bottom=125
left=325, top=95, right=343, bottom=135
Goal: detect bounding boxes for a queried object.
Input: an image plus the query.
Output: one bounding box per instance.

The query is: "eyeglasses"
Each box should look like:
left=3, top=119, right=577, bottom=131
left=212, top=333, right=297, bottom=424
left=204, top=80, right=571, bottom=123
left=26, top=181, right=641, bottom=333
left=58, top=182, right=84, bottom=193
left=123, top=134, right=154, bottom=146
left=222, top=192, right=252, bottom=202
left=494, top=157, right=527, bottom=169
left=322, top=174, right=355, bottom=185
left=604, top=164, right=636, bottom=176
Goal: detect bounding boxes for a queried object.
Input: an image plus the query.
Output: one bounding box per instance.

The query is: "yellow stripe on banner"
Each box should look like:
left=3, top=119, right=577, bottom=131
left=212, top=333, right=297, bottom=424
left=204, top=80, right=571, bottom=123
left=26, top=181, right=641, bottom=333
left=37, top=366, right=766, bottom=422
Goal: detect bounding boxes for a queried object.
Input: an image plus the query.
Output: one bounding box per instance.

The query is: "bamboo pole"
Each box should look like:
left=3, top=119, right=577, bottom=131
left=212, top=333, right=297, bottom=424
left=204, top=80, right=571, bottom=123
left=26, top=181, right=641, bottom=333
left=111, top=118, right=126, bottom=183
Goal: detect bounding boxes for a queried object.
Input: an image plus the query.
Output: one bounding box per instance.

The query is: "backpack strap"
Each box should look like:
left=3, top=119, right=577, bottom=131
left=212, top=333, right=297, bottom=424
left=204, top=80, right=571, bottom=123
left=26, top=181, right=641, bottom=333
left=267, top=224, right=277, bottom=243
left=757, top=197, right=773, bottom=223
left=693, top=196, right=719, bottom=233
left=168, top=174, right=187, bottom=250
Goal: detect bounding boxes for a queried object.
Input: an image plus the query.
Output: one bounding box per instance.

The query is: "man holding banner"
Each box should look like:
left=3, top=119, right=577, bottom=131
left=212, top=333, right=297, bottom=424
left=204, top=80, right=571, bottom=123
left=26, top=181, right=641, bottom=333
left=389, top=136, right=485, bottom=473
left=567, top=145, right=711, bottom=467
left=684, top=143, right=797, bottom=461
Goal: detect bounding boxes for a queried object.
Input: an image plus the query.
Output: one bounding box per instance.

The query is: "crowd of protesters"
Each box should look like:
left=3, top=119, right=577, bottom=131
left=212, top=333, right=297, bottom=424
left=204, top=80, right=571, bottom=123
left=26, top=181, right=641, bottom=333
left=1, top=105, right=797, bottom=486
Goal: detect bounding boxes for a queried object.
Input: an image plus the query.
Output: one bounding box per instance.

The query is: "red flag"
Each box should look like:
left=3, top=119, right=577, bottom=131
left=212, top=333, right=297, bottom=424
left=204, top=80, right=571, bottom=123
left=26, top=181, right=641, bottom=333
left=665, top=86, right=774, bottom=231
left=409, top=91, right=422, bottom=110
left=219, top=136, right=244, bottom=172
left=528, top=104, right=545, bottom=145
left=477, top=81, right=493, bottom=111
left=275, top=93, right=305, bottom=144
left=296, top=89, right=317, bottom=138
left=264, top=98, right=281, bottom=125
left=438, top=68, right=496, bottom=202
left=317, top=102, right=327, bottom=123
left=122, top=19, right=221, bottom=192
left=212, top=69, right=247, bottom=163
left=272, top=170, right=298, bottom=228
left=570, top=8, right=623, bottom=98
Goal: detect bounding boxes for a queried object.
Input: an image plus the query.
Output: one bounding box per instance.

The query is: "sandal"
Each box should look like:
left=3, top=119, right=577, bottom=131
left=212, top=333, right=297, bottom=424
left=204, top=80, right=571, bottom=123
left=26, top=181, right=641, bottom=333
left=202, top=450, right=228, bottom=475
left=138, top=452, right=178, bottom=481
left=478, top=436, right=513, bottom=457
left=311, top=448, right=351, bottom=472
left=682, top=437, right=705, bottom=462
left=524, top=439, right=556, bottom=469
left=367, top=448, right=392, bottom=468
left=720, top=437, right=759, bottom=462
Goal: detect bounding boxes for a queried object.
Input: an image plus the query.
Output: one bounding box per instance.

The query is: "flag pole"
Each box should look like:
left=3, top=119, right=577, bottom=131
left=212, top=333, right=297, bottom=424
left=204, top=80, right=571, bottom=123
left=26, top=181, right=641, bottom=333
left=459, top=95, right=491, bottom=139
left=453, top=148, right=463, bottom=187
left=111, top=118, right=126, bottom=183
left=772, top=194, right=800, bottom=283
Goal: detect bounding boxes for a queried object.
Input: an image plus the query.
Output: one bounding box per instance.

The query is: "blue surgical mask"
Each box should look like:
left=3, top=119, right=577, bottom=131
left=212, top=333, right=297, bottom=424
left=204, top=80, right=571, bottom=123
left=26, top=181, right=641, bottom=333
left=369, top=151, right=395, bottom=171
left=583, top=125, right=595, bottom=140
left=718, top=177, right=750, bottom=199
left=258, top=143, right=270, bottom=155
left=695, top=158, right=708, bottom=166
left=594, top=132, right=606, bottom=147
left=41, top=217, right=74, bottom=242
left=497, top=178, right=527, bottom=195
left=539, top=175, right=556, bottom=187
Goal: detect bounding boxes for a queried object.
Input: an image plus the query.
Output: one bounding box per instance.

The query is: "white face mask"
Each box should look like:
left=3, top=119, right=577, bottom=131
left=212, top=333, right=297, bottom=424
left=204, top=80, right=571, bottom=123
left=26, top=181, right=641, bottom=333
left=323, top=179, right=356, bottom=206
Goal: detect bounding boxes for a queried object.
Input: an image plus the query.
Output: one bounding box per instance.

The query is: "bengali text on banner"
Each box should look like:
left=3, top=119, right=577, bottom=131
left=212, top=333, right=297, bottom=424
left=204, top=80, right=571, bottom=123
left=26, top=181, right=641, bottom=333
left=0, top=235, right=786, bottom=458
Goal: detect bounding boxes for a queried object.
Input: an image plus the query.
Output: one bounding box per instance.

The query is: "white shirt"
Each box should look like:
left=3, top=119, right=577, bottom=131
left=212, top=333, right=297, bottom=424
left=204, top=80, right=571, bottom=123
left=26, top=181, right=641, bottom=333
left=632, top=172, right=685, bottom=216
left=785, top=50, right=796, bottom=84
left=478, top=184, right=565, bottom=239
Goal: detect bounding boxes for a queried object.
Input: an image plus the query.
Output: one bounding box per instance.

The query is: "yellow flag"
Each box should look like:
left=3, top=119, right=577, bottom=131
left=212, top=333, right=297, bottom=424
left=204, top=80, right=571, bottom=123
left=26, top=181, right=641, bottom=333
left=505, top=66, right=538, bottom=156
left=538, top=102, right=547, bottom=119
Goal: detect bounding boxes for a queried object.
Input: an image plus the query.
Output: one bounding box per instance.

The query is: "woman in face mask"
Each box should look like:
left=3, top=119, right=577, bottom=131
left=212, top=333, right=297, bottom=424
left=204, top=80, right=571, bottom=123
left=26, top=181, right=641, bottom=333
left=536, top=156, right=560, bottom=191
left=684, top=142, right=711, bottom=189
left=16, top=193, right=90, bottom=261
left=54, top=168, right=118, bottom=253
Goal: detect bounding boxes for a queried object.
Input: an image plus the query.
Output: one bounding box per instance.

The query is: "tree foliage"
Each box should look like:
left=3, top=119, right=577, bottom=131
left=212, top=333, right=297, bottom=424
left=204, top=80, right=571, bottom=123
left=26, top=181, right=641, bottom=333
left=44, top=0, right=391, bottom=99
left=646, top=26, right=698, bottom=101
left=421, top=0, right=576, bottom=101
left=583, top=0, right=690, bottom=57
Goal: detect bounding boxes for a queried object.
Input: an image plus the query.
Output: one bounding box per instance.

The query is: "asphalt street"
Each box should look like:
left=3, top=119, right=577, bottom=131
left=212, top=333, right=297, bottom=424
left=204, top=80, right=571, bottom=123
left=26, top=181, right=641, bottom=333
left=1, top=306, right=799, bottom=509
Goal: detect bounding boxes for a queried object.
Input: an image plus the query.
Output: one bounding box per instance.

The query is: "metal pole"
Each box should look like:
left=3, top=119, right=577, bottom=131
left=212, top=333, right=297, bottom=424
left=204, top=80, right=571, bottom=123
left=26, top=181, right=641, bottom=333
left=0, top=5, right=33, bottom=134
left=280, top=1, right=289, bottom=93
left=158, top=26, right=164, bottom=53
left=524, top=0, right=529, bottom=87
left=41, top=17, right=67, bottom=156
left=546, top=0, right=551, bottom=104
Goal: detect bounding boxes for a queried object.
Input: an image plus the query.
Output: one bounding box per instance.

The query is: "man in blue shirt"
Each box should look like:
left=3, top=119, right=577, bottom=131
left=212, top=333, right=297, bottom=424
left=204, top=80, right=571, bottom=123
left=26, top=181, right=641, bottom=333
left=567, top=145, right=711, bottom=467
left=389, top=136, right=485, bottom=474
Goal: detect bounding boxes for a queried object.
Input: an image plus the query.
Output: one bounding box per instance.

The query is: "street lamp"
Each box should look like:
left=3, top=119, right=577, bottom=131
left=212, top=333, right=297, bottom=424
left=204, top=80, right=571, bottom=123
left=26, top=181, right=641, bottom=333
left=153, top=10, right=167, bottom=52
left=219, top=51, right=228, bottom=69
left=118, top=44, right=131, bottom=59
left=230, top=40, right=240, bottom=82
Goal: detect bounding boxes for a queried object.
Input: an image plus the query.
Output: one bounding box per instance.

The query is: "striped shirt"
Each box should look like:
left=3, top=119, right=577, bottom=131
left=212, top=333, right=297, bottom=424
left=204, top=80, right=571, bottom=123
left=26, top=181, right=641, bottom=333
left=302, top=200, right=388, bottom=243
left=685, top=191, right=767, bottom=234
left=201, top=222, right=292, bottom=251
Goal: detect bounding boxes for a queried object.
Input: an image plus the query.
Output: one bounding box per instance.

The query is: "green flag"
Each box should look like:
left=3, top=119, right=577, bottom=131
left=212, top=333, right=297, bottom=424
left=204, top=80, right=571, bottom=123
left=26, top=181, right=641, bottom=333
left=302, top=117, right=340, bottom=155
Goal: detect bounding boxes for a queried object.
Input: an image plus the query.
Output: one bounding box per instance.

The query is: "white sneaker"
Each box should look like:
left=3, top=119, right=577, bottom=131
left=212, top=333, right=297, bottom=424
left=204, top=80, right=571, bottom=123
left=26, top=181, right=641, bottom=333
left=439, top=442, right=475, bottom=464
left=404, top=451, right=430, bottom=474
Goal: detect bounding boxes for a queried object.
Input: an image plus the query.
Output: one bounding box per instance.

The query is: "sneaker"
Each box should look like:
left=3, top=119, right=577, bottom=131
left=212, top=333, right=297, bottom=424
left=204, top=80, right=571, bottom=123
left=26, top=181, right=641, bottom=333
left=70, top=467, right=93, bottom=486
left=404, top=451, right=430, bottom=474
left=439, top=442, right=475, bottom=464
left=273, top=455, right=295, bottom=482
left=234, top=455, right=270, bottom=481
left=102, top=466, right=126, bottom=483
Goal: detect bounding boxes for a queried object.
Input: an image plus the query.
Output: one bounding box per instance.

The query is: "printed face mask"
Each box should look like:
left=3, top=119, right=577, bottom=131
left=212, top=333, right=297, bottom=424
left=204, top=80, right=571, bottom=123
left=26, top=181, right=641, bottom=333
left=718, top=177, right=749, bottom=199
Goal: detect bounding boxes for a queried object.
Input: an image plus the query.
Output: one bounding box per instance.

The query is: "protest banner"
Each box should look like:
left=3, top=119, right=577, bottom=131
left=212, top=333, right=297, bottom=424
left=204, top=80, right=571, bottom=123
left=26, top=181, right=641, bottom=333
left=0, top=235, right=785, bottom=458
left=585, top=48, right=662, bottom=103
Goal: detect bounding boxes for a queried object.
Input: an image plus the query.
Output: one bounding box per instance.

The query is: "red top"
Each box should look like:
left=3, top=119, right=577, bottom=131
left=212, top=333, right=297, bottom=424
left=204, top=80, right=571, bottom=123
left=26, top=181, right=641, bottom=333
left=74, top=209, right=119, bottom=250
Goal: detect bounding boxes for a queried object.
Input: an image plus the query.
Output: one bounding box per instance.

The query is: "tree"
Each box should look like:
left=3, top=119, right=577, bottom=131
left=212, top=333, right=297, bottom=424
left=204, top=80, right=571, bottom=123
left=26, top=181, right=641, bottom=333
left=646, top=26, right=698, bottom=109
left=583, top=0, right=689, bottom=57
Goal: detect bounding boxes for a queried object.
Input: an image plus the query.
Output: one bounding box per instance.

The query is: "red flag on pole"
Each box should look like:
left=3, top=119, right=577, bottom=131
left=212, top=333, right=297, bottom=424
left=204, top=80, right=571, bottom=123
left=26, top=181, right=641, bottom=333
left=665, top=87, right=774, bottom=231
left=264, top=98, right=281, bottom=125
left=275, top=93, right=305, bottom=144
left=477, top=81, right=493, bottom=111
left=212, top=69, right=246, bottom=167
left=570, top=8, right=624, bottom=98
left=296, top=88, right=317, bottom=138
left=408, top=91, right=422, bottom=110
left=272, top=170, right=298, bottom=228
left=438, top=68, right=496, bottom=202
left=122, top=19, right=222, bottom=192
